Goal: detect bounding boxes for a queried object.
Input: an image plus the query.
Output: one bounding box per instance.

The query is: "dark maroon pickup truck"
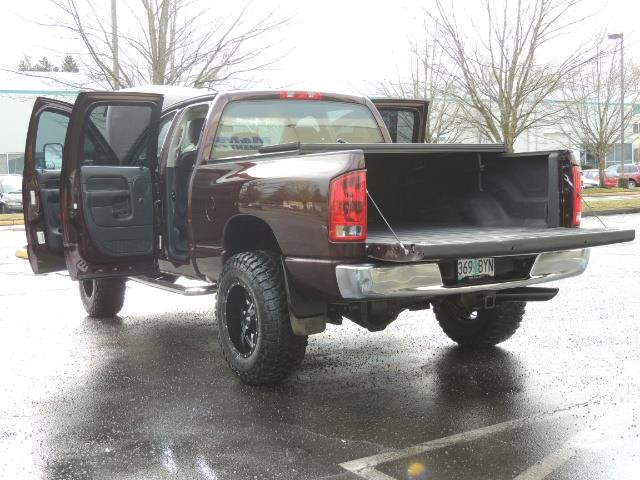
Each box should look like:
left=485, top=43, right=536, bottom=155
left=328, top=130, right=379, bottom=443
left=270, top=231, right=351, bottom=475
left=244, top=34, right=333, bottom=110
left=23, top=89, right=635, bottom=384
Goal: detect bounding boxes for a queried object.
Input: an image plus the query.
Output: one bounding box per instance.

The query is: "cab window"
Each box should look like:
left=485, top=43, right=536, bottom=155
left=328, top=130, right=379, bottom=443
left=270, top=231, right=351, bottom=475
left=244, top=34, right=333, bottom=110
left=82, top=104, right=153, bottom=166
left=166, top=104, right=209, bottom=168
left=379, top=109, right=418, bottom=143
left=210, top=100, right=384, bottom=160
left=35, top=111, right=69, bottom=170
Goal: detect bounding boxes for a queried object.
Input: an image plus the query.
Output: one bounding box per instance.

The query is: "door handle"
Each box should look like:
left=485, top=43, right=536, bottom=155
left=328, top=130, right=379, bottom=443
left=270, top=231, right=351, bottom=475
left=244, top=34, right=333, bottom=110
left=112, top=208, right=130, bottom=218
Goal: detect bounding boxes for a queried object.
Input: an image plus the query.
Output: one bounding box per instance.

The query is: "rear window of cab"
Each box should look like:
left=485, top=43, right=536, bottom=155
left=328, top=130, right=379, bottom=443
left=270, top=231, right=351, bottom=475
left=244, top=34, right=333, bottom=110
left=210, top=99, right=384, bottom=160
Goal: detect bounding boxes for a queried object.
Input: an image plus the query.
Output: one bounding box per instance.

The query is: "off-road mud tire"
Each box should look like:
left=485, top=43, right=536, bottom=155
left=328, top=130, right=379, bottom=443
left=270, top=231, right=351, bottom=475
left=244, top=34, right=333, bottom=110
left=79, top=278, right=126, bottom=317
left=216, top=250, right=307, bottom=385
left=434, top=299, right=526, bottom=348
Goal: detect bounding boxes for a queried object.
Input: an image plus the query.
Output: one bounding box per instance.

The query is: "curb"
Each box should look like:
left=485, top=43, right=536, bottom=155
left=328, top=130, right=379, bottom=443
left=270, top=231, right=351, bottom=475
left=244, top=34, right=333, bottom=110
left=15, top=246, right=28, bottom=259
left=583, top=207, right=640, bottom=217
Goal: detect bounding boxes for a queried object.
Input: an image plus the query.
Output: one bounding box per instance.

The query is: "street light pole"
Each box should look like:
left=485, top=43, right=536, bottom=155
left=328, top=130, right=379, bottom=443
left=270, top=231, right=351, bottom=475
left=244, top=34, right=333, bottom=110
left=608, top=33, right=625, bottom=187
left=111, top=0, right=120, bottom=90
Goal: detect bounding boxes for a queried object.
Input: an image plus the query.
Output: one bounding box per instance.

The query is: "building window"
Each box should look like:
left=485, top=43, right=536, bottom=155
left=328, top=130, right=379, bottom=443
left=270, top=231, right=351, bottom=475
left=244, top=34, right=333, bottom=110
left=579, top=150, right=597, bottom=168
left=605, top=143, right=633, bottom=167
left=7, top=154, right=23, bottom=174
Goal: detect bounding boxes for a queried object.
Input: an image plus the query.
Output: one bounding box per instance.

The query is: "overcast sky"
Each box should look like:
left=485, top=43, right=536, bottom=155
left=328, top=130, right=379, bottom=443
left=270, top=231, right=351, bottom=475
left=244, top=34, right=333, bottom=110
left=1, top=0, right=639, bottom=95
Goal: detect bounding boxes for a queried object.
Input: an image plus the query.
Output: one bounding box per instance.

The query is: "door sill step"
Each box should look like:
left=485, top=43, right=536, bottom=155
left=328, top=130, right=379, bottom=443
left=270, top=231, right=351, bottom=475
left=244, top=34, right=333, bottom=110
left=130, top=275, right=217, bottom=295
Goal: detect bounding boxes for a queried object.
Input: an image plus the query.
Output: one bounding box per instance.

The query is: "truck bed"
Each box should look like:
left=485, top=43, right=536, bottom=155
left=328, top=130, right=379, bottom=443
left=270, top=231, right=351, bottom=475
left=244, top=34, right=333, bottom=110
left=366, top=225, right=635, bottom=262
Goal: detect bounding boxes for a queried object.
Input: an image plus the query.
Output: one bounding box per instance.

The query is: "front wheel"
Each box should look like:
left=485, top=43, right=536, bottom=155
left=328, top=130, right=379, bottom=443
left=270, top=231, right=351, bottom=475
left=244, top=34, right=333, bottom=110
left=628, top=179, right=637, bottom=188
left=434, top=299, right=525, bottom=348
left=79, top=278, right=126, bottom=317
left=216, top=250, right=307, bottom=385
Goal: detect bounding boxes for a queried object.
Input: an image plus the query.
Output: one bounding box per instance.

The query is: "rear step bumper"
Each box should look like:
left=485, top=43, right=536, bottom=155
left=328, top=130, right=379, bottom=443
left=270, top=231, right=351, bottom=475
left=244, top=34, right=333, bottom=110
left=335, top=249, right=589, bottom=299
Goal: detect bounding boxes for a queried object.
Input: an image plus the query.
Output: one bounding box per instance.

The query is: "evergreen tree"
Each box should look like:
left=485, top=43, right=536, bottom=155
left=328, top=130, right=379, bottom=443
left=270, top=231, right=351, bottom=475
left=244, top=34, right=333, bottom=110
left=18, top=56, right=32, bottom=71
left=33, top=57, right=55, bottom=72
left=61, top=55, right=79, bottom=72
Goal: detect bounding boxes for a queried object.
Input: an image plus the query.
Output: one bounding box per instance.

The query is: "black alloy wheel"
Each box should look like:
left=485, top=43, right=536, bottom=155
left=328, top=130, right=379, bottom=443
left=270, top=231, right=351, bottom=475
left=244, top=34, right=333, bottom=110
left=225, top=283, right=259, bottom=357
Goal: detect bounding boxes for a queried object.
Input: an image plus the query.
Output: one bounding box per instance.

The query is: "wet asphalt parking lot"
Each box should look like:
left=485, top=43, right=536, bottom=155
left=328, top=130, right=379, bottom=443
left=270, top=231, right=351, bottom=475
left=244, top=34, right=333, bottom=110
left=0, top=213, right=639, bottom=480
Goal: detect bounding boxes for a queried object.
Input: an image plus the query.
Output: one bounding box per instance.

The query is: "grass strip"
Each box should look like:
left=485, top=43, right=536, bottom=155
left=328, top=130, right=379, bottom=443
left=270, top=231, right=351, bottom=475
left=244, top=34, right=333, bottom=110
left=0, top=214, right=24, bottom=226
left=582, top=187, right=639, bottom=196
left=582, top=198, right=640, bottom=212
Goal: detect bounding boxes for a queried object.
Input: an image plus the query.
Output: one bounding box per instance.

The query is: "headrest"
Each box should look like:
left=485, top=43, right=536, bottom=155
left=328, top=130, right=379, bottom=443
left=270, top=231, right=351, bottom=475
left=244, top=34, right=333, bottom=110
left=187, top=118, right=205, bottom=145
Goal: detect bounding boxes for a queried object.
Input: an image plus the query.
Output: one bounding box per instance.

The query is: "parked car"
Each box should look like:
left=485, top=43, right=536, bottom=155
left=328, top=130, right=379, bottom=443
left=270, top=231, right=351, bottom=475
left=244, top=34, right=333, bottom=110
left=22, top=90, right=635, bottom=385
left=0, top=174, right=23, bottom=213
left=581, top=169, right=599, bottom=188
left=603, top=163, right=640, bottom=188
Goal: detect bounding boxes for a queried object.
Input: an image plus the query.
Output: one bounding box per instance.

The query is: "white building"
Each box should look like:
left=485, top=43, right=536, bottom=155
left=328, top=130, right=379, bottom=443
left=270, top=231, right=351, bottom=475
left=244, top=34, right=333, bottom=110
left=0, top=71, right=84, bottom=175
left=512, top=111, right=640, bottom=169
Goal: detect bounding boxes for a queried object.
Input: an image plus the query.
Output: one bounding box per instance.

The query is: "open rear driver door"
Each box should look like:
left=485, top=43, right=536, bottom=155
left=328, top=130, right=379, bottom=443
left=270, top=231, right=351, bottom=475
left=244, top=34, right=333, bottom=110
left=23, top=97, right=72, bottom=274
left=61, top=92, right=163, bottom=280
left=372, top=99, right=428, bottom=143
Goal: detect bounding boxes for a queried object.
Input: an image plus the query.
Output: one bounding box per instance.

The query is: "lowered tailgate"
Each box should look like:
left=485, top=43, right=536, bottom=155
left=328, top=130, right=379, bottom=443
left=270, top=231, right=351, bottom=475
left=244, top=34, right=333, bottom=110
left=365, top=226, right=635, bottom=262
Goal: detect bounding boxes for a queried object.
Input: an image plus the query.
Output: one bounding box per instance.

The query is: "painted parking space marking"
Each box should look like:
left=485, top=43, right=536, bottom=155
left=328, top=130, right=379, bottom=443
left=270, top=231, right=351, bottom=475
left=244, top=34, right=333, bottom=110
left=513, top=412, right=618, bottom=480
left=340, top=403, right=594, bottom=480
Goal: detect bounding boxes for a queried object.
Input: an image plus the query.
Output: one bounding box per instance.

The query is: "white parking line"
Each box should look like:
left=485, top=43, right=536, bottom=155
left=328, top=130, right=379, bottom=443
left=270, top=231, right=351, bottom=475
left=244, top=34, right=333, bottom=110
left=513, top=413, right=614, bottom=480
left=340, top=404, right=592, bottom=480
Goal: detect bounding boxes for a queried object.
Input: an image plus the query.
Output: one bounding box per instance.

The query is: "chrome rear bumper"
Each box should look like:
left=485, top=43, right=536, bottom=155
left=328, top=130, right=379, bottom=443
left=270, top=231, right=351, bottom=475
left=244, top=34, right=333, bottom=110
left=335, top=249, right=590, bottom=299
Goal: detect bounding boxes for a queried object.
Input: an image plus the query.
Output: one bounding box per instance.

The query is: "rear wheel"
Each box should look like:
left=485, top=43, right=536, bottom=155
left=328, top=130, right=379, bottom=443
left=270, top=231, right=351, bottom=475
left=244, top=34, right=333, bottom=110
left=216, top=250, right=307, bottom=385
left=629, top=179, right=637, bottom=188
left=79, top=278, right=126, bottom=317
left=434, top=299, right=525, bottom=348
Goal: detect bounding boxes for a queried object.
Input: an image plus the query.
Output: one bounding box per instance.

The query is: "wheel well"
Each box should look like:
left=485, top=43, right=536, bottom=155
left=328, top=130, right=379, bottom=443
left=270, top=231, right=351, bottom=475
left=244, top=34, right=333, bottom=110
left=223, top=215, right=281, bottom=261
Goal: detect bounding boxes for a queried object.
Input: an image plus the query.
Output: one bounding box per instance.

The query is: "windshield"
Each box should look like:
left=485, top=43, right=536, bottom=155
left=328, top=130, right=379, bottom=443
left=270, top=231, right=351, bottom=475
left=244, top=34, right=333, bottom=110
left=605, top=165, right=619, bottom=175
left=211, top=99, right=384, bottom=159
left=0, top=177, right=22, bottom=193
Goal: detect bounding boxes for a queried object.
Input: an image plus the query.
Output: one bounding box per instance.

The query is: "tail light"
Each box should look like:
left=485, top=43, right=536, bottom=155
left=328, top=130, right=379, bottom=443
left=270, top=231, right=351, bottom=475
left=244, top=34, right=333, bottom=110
left=560, top=159, right=581, bottom=227
left=571, top=164, right=582, bottom=226
left=328, top=170, right=367, bottom=241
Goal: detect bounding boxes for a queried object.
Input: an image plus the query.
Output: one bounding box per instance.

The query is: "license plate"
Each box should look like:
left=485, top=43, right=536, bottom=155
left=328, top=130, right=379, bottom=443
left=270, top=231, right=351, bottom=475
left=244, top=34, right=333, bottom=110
left=457, top=257, right=495, bottom=280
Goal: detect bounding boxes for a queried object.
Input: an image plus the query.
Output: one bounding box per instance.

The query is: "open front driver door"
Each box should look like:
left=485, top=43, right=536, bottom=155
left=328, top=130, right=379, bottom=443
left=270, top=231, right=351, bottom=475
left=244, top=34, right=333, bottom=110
left=23, top=97, right=73, bottom=274
left=61, top=92, right=163, bottom=280
left=372, top=99, right=428, bottom=143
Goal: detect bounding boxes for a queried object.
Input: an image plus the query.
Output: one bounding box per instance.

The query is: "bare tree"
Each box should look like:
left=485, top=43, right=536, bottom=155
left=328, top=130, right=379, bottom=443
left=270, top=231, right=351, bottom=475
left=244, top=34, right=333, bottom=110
left=45, top=0, right=289, bottom=89
left=430, top=0, right=595, bottom=152
left=560, top=43, right=639, bottom=187
left=375, top=19, right=464, bottom=143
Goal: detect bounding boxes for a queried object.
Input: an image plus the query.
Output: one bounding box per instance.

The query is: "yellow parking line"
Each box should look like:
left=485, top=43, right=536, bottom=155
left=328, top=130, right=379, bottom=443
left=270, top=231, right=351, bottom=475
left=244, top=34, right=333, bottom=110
left=15, top=247, right=28, bottom=259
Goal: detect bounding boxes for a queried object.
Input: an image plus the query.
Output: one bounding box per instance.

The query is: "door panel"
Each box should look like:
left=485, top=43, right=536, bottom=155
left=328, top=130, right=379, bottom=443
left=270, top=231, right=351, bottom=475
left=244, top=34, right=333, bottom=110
left=35, top=171, right=63, bottom=252
left=372, top=99, right=429, bottom=143
left=80, top=166, right=154, bottom=256
left=61, top=92, right=163, bottom=280
left=23, top=98, right=72, bottom=274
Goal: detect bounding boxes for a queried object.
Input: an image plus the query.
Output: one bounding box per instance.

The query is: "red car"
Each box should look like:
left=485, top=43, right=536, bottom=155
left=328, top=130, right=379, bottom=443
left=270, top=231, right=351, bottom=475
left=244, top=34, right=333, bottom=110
left=603, top=164, right=640, bottom=188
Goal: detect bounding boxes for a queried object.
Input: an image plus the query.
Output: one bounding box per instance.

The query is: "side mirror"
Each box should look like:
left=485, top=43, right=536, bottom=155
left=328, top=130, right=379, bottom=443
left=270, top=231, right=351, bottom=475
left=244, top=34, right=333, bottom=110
left=43, top=143, right=63, bottom=169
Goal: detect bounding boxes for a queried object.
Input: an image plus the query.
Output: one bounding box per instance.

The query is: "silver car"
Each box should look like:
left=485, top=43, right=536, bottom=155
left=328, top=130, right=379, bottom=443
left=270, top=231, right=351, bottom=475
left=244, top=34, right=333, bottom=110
left=0, top=175, right=23, bottom=213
